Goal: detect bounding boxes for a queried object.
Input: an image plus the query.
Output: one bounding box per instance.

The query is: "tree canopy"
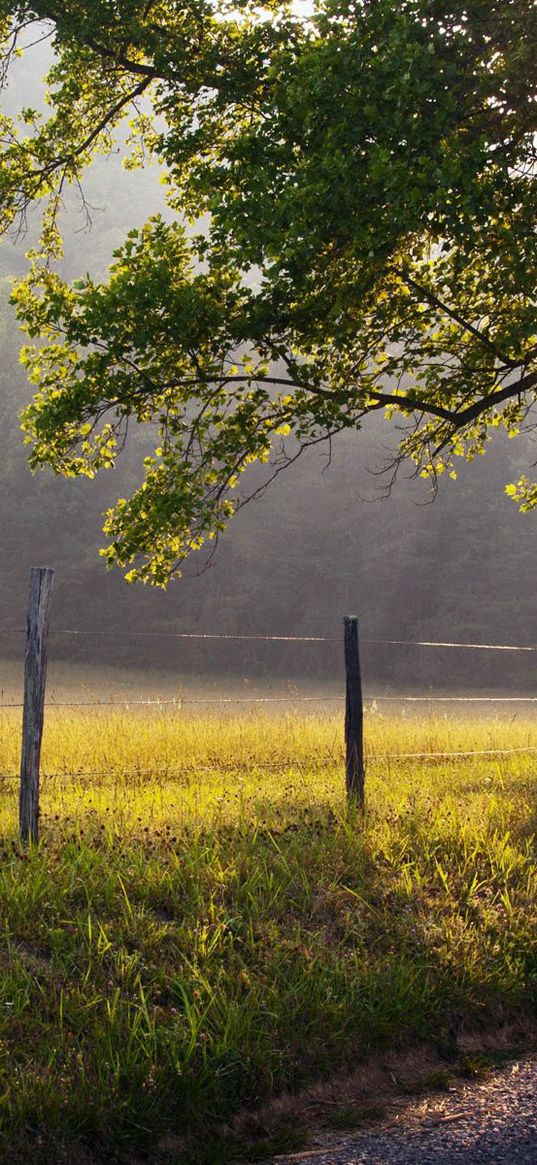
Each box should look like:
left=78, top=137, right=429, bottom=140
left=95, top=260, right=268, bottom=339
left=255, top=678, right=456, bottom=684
left=1, top=0, right=536, bottom=583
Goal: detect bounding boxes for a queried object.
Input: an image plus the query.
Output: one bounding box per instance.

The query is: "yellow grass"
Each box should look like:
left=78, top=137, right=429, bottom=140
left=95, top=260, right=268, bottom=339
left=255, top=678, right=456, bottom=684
left=1, top=706, right=536, bottom=836
left=0, top=707, right=536, bottom=1163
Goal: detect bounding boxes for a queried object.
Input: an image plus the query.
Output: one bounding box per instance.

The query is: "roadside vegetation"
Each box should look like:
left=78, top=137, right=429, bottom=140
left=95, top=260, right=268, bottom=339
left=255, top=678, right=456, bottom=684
left=0, top=708, right=536, bottom=1163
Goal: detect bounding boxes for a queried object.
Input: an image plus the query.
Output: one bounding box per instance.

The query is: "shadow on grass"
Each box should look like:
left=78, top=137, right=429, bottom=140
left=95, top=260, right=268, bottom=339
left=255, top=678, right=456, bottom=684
left=0, top=784, right=536, bottom=1165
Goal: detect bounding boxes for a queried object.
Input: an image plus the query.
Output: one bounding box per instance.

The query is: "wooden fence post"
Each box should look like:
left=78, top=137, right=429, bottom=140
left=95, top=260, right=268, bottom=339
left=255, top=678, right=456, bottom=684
left=343, top=615, right=365, bottom=809
left=19, top=567, right=54, bottom=845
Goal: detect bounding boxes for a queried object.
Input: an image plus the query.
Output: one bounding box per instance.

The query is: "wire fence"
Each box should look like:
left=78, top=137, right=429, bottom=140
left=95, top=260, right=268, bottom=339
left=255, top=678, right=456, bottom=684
left=3, top=626, right=537, bottom=650
left=2, top=624, right=537, bottom=714
left=3, top=694, right=537, bottom=709
left=2, top=743, right=537, bottom=784
left=3, top=621, right=537, bottom=771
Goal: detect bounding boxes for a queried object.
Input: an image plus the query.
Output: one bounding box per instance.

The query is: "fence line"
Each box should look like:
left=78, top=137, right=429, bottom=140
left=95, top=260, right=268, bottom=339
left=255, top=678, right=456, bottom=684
left=1, top=743, right=536, bottom=784
left=373, top=745, right=537, bottom=760
left=52, top=745, right=537, bottom=769
left=3, top=693, right=537, bottom=709
left=3, top=626, right=537, bottom=652
left=371, top=695, right=537, bottom=703
left=0, top=696, right=334, bottom=708
left=1, top=627, right=338, bottom=642
left=367, top=639, right=537, bottom=653
left=6, top=578, right=537, bottom=843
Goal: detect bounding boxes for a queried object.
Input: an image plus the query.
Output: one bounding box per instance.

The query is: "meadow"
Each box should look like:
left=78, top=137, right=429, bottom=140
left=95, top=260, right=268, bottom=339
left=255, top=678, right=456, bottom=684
left=0, top=705, right=536, bottom=1163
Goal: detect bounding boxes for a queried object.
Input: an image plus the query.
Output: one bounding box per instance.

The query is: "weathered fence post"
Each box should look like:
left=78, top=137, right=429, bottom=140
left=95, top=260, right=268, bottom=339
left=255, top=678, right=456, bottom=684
left=19, top=567, right=54, bottom=845
left=343, top=615, right=365, bottom=809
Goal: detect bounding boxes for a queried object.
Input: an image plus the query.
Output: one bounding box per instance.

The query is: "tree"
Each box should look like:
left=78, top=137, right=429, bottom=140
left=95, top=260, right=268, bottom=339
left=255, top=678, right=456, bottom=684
left=1, top=0, right=536, bottom=583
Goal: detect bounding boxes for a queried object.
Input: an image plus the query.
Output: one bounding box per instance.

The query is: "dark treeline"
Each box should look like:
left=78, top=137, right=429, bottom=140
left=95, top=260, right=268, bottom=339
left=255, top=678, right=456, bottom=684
left=0, top=50, right=536, bottom=694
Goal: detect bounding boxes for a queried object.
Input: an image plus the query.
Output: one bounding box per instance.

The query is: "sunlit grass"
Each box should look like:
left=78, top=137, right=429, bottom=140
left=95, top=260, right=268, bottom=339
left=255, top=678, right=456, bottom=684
left=0, top=709, right=536, bottom=1163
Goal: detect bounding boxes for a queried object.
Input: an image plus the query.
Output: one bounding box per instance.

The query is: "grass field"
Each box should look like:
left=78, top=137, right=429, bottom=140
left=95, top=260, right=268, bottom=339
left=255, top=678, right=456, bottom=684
left=0, top=706, right=536, bottom=1163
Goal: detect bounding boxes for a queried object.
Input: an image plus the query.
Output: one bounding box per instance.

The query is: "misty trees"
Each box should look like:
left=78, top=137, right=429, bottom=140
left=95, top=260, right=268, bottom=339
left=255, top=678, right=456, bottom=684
left=1, top=1, right=536, bottom=583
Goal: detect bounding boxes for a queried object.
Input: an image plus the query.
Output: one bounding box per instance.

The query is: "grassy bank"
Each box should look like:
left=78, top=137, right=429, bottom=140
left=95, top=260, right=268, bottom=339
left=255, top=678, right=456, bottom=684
left=0, top=709, right=536, bottom=1162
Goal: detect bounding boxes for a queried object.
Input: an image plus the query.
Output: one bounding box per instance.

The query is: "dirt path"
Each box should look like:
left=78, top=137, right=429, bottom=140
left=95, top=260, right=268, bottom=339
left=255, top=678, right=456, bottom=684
left=274, top=1056, right=537, bottom=1165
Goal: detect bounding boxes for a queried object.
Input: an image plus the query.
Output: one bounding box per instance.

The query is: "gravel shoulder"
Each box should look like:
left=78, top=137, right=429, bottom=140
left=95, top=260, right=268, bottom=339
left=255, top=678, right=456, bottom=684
left=273, top=1056, right=537, bottom=1165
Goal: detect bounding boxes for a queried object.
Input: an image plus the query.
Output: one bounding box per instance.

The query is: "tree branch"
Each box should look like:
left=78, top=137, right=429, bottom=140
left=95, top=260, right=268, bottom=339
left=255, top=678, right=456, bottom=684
left=25, top=77, right=152, bottom=183
left=396, top=270, right=520, bottom=367
left=364, top=388, right=457, bottom=424
left=455, top=368, right=537, bottom=426
left=83, top=35, right=158, bottom=79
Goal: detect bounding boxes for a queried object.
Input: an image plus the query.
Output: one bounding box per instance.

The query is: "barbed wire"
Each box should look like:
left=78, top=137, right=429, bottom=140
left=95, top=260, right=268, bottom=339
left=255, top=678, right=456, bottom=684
left=0, top=627, right=337, bottom=642
left=372, top=745, right=537, bottom=760
left=2, top=693, right=537, bottom=708
left=1, top=743, right=536, bottom=783
left=367, top=639, right=537, bottom=653
left=2, top=626, right=537, bottom=651
left=371, top=695, right=537, bottom=703
left=0, top=695, right=333, bottom=708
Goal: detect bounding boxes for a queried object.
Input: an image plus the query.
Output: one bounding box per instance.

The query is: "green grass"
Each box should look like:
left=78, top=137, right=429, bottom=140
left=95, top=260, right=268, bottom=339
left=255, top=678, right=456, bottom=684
left=0, top=707, right=536, bottom=1162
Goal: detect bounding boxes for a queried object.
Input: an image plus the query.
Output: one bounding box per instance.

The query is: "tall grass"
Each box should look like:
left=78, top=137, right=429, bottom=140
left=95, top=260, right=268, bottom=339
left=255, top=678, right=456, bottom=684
left=0, top=708, right=536, bottom=1162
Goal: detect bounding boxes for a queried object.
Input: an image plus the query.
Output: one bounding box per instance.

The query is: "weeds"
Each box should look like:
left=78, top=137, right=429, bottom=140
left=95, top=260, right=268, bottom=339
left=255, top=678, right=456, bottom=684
left=0, top=708, right=535, bottom=1161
